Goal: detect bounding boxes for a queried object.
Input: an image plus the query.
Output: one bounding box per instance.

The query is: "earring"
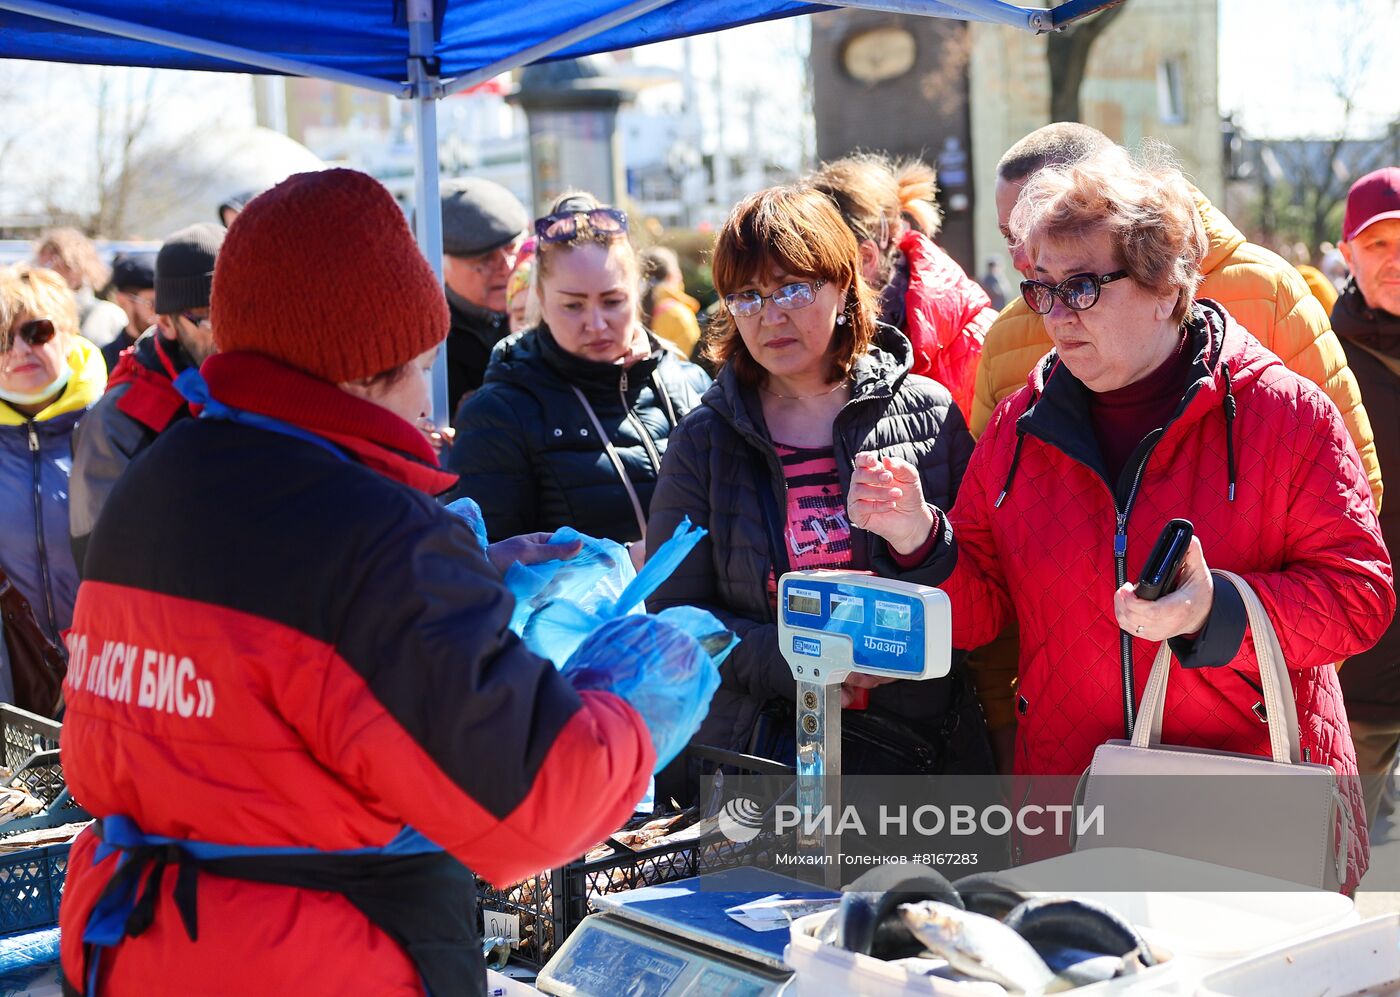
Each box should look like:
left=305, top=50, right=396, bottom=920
left=835, top=314, right=847, bottom=326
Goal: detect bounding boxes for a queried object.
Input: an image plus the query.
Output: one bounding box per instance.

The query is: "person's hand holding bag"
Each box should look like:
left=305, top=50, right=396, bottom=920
left=847, top=451, right=937, bottom=555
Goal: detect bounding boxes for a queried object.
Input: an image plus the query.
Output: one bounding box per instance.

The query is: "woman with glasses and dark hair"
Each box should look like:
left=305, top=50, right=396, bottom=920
left=646, top=183, right=992, bottom=780
left=846, top=148, right=1392, bottom=889
left=0, top=265, right=106, bottom=706
left=448, top=192, right=709, bottom=563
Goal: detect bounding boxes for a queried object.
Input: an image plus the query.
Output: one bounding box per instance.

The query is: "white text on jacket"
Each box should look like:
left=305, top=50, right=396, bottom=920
left=63, top=633, right=216, bottom=718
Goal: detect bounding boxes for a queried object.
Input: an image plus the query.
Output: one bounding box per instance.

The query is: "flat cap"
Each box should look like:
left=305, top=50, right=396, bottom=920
left=440, top=177, right=528, bottom=257
left=110, top=252, right=156, bottom=291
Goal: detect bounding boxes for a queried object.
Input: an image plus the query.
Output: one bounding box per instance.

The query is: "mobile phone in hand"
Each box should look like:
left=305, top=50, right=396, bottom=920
left=1134, top=519, right=1194, bottom=601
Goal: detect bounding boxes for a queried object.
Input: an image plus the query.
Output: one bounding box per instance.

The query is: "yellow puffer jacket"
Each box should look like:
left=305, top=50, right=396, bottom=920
left=966, top=190, right=1382, bottom=731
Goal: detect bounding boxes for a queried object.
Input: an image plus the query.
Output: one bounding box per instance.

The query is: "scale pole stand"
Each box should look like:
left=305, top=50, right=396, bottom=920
left=795, top=678, right=842, bottom=890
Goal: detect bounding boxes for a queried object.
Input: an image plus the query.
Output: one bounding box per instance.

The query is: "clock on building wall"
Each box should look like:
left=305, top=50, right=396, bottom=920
left=840, top=26, right=917, bottom=85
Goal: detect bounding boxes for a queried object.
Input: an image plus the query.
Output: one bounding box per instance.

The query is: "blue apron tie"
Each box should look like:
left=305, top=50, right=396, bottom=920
left=173, top=368, right=350, bottom=462
left=82, top=817, right=444, bottom=994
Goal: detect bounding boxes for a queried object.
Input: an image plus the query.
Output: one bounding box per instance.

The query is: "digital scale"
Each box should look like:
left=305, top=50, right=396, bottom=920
left=534, top=572, right=953, bottom=995
left=777, top=570, right=951, bottom=887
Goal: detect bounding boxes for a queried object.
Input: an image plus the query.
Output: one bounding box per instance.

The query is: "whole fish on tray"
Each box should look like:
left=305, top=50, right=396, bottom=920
left=899, top=901, right=1057, bottom=994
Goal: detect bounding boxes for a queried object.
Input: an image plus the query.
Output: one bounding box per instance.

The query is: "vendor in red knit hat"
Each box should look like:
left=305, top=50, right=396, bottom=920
left=57, top=169, right=661, bottom=996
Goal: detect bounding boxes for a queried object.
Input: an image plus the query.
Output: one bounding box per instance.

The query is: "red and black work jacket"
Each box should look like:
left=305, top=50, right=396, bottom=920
left=58, top=351, right=654, bottom=995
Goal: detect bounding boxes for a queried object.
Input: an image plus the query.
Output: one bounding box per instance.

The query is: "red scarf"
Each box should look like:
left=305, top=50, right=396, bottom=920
left=108, top=338, right=192, bottom=433
left=201, top=352, right=458, bottom=497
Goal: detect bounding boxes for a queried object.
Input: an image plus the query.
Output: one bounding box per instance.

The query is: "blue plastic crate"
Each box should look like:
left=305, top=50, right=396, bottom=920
left=0, top=844, right=69, bottom=936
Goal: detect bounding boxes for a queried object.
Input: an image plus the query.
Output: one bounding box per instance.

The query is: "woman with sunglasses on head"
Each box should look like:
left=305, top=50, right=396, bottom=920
left=449, top=192, right=709, bottom=562
left=0, top=265, right=106, bottom=709
left=845, top=148, right=1391, bottom=889
left=646, top=184, right=992, bottom=784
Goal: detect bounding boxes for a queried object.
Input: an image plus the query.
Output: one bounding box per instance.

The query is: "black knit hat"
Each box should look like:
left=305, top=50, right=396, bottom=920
left=155, top=223, right=225, bottom=314
left=110, top=253, right=156, bottom=292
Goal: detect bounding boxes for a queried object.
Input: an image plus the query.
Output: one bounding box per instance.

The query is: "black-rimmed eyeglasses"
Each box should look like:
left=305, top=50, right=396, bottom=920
left=1020, top=269, right=1129, bottom=315
left=723, top=280, right=826, bottom=319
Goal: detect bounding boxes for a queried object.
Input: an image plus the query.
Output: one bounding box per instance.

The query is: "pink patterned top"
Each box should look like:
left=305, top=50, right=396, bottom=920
left=766, top=441, right=853, bottom=608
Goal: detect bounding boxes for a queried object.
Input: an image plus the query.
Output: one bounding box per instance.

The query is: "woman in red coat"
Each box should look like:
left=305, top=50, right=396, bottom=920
left=845, top=148, right=1393, bottom=889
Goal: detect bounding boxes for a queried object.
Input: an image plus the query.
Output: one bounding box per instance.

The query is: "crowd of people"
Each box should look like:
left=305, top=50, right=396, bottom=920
left=0, top=122, right=1397, bottom=990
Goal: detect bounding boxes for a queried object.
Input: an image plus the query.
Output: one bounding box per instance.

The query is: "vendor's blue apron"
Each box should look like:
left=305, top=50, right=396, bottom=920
left=67, top=817, right=482, bottom=997
left=67, top=373, right=484, bottom=996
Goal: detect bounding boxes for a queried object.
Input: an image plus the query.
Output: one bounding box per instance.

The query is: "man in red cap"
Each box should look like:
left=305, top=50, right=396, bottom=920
left=1332, top=165, right=1400, bottom=833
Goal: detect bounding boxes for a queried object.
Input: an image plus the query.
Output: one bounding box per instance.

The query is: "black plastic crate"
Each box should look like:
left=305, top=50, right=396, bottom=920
left=0, top=705, right=89, bottom=836
left=0, top=706, right=62, bottom=806
left=478, top=747, right=795, bottom=970
left=0, top=843, right=69, bottom=935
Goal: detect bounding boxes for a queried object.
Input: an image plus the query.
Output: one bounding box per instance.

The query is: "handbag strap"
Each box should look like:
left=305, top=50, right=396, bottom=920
left=569, top=385, right=647, bottom=541
left=1132, top=570, right=1300, bottom=765
left=746, top=444, right=790, bottom=579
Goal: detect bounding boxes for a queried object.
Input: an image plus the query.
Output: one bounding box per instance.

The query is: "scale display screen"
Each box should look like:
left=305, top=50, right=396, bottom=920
left=779, top=576, right=930, bottom=676
left=550, top=926, right=686, bottom=995
left=874, top=600, right=911, bottom=631
left=785, top=589, right=822, bottom=617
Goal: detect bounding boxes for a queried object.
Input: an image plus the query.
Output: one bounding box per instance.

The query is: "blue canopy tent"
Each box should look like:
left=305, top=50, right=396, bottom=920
left=0, top=0, right=1120, bottom=420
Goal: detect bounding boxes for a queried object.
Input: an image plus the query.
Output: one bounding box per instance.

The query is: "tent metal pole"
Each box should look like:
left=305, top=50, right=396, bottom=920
left=822, top=0, right=1050, bottom=30
left=439, top=0, right=673, bottom=97
left=406, top=0, right=450, bottom=428
left=0, top=0, right=407, bottom=95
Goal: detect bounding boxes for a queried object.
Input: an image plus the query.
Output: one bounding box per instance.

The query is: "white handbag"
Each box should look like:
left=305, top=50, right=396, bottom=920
left=1076, top=571, right=1353, bottom=891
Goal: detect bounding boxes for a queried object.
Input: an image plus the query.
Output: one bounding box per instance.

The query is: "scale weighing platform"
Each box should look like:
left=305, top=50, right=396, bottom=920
left=535, top=868, right=838, bottom=996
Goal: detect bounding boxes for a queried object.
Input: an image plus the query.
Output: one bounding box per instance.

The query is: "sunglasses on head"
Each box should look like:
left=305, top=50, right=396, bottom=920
left=534, top=208, right=628, bottom=244
left=1020, top=269, right=1129, bottom=315
left=5, top=318, right=56, bottom=351
left=723, top=280, right=826, bottom=318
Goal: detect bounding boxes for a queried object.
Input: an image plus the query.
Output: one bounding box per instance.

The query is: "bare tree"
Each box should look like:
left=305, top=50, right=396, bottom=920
left=89, top=68, right=161, bottom=237
left=1047, top=1, right=1128, bottom=122
left=1272, top=0, right=1398, bottom=253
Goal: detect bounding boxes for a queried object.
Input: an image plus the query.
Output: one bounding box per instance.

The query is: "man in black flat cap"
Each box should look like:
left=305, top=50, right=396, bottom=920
left=102, top=253, right=158, bottom=372
left=440, top=177, right=529, bottom=418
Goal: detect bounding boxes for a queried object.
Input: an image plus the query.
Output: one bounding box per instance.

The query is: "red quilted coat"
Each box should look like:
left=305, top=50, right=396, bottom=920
left=893, top=229, right=996, bottom=417
left=919, top=302, right=1392, bottom=887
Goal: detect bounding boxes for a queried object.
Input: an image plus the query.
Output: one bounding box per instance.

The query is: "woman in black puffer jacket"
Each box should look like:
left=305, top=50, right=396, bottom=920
left=450, top=192, right=709, bottom=550
left=647, top=184, right=992, bottom=782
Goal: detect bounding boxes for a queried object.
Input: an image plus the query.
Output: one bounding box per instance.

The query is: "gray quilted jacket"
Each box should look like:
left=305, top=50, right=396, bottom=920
left=646, top=326, right=976, bottom=756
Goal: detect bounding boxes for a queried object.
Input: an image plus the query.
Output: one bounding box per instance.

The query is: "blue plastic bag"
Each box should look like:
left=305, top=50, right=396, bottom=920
left=564, top=607, right=732, bottom=771
left=445, top=497, right=491, bottom=553
left=510, top=517, right=707, bottom=665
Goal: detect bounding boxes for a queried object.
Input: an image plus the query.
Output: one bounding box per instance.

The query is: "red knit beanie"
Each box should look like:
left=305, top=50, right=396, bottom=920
left=211, top=169, right=448, bottom=383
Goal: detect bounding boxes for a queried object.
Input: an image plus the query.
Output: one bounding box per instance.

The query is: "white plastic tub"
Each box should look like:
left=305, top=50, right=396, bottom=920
left=783, top=849, right=1358, bottom=996
left=994, top=849, right=1357, bottom=973
left=1196, top=913, right=1400, bottom=997
left=785, top=909, right=1178, bottom=996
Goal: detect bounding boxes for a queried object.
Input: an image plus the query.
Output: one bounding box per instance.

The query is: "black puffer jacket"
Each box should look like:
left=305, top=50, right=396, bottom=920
left=647, top=326, right=978, bottom=758
left=1332, top=282, right=1400, bottom=724
left=445, top=288, right=510, bottom=418
left=448, top=324, right=710, bottom=543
